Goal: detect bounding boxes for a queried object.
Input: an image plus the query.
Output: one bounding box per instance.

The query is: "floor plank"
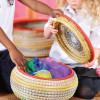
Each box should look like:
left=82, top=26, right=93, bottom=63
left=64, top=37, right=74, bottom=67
left=0, top=93, right=20, bottom=100
left=0, top=93, right=100, bottom=100
left=0, top=89, right=99, bottom=100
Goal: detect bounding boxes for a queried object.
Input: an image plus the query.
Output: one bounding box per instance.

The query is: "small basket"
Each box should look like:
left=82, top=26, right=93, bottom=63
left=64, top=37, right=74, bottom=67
left=13, top=19, right=54, bottom=57
left=10, top=64, right=78, bottom=100
left=53, top=14, right=94, bottom=63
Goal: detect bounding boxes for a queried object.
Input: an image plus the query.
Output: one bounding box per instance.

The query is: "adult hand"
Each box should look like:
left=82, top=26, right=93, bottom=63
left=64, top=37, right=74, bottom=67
left=50, top=9, right=63, bottom=18
left=9, top=47, right=28, bottom=72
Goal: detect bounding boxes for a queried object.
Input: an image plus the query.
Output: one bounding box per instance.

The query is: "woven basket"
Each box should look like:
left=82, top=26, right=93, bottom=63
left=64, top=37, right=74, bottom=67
left=13, top=19, right=54, bottom=57
left=53, top=14, right=94, bottom=64
left=10, top=64, right=78, bottom=100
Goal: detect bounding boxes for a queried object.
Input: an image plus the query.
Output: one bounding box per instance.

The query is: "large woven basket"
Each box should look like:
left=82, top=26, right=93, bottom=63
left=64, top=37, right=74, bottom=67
left=53, top=14, right=94, bottom=64
left=13, top=19, right=54, bottom=57
left=10, top=64, right=78, bottom=100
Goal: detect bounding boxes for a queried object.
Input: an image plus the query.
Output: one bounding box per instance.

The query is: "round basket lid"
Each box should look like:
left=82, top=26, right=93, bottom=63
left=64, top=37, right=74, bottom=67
left=53, top=14, right=94, bottom=64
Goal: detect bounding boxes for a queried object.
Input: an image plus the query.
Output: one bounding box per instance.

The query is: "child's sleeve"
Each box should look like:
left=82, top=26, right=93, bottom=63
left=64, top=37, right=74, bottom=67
left=90, top=25, right=100, bottom=48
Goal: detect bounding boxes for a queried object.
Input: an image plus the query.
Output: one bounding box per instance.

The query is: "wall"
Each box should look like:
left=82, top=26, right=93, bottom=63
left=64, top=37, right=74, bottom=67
left=14, top=0, right=56, bottom=19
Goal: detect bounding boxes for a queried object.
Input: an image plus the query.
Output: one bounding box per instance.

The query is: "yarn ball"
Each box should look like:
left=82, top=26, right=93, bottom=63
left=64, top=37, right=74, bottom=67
left=34, top=70, right=52, bottom=78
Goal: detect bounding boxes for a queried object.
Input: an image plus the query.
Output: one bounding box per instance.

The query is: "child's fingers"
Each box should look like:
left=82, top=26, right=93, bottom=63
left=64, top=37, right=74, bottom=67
left=49, top=19, right=53, bottom=23
left=83, top=62, right=91, bottom=68
left=15, top=59, right=27, bottom=72
left=49, top=20, right=54, bottom=25
left=51, top=29, right=58, bottom=34
left=20, top=61, right=27, bottom=72
left=83, top=64, right=88, bottom=68
left=49, top=25, right=58, bottom=34
left=51, top=9, right=63, bottom=18
left=48, top=24, right=58, bottom=34
left=49, top=25, right=55, bottom=29
left=55, top=9, right=63, bottom=14
left=23, top=56, right=28, bottom=61
left=18, top=62, right=26, bottom=72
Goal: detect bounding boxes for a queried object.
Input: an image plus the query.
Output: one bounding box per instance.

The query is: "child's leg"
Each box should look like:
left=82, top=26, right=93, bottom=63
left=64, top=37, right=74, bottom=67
left=0, top=50, right=15, bottom=93
left=74, top=77, right=100, bottom=99
left=93, top=78, right=100, bottom=93
left=0, top=74, right=5, bottom=91
left=0, top=59, right=4, bottom=90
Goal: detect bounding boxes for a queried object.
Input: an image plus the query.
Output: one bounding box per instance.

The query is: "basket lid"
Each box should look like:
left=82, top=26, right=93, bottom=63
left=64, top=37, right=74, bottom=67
left=53, top=14, right=94, bottom=64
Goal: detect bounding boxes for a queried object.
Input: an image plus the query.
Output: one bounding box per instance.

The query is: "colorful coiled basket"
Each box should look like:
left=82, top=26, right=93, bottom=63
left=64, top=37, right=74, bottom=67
left=13, top=19, right=54, bottom=57
left=10, top=64, right=78, bottom=100
left=53, top=14, right=94, bottom=64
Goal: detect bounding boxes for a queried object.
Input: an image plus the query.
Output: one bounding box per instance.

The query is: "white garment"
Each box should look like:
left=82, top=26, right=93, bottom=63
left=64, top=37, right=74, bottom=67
left=0, top=0, right=15, bottom=51
left=44, top=5, right=100, bottom=69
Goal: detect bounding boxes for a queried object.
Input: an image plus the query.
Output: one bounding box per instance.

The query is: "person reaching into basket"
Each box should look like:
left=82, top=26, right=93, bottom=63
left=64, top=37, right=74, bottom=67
left=0, top=0, right=63, bottom=93
left=44, top=0, right=100, bottom=99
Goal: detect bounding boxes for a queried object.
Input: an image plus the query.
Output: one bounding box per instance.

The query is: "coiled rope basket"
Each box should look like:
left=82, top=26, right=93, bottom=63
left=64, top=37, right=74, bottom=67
left=13, top=19, right=54, bottom=57
left=10, top=64, right=78, bottom=100
left=53, top=14, right=94, bottom=63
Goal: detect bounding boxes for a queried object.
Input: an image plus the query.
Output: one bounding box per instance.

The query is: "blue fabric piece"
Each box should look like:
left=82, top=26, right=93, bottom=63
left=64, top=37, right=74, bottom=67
left=26, top=72, right=36, bottom=76
left=33, top=57, right=50, bottom=71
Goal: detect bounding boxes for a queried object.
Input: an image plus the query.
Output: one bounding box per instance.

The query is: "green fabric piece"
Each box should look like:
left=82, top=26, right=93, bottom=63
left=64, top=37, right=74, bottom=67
left=25, top=60, right=36, bottom=73
left=51, top=73, right=54, bottom=78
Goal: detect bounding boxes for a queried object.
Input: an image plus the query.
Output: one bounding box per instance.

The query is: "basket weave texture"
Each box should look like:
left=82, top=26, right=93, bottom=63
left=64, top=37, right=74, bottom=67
left=13, top=19, right=54, bottom=57
left=53, top=15, right=94, bottom=64
left=10, top=66, right=78, bottom=100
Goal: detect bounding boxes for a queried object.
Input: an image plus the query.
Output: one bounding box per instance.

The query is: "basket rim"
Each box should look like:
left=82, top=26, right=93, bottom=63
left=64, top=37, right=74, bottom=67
left=57, top=14, right=94, bottom=63
left=17, top=62, right=74, bottom=81
left=13, top=28, right=44, bottom=33
left=13, top=19, right=48, bottom=33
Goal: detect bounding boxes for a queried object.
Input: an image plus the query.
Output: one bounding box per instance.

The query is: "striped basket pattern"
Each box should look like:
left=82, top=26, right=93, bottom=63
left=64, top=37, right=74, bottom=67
left=53, top=14, right=94, bottom=64
left=10, top=65, right=78, bottom=100
left=13, top=19, right=54, bottom=57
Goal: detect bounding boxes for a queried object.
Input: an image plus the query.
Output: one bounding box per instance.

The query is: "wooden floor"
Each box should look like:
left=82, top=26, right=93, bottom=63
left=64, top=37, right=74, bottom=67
left=0, top=92, right=100, bottom=100
left=0, top=93, right=19, bottom=100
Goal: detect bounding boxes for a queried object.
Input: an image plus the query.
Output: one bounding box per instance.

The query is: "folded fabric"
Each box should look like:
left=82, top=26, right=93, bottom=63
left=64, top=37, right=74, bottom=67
left=26, top=59, right=36, bottom=73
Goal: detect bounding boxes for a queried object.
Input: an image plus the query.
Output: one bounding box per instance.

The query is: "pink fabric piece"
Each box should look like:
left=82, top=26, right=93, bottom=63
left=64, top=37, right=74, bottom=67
left=96, top=66, right=100, bottom=77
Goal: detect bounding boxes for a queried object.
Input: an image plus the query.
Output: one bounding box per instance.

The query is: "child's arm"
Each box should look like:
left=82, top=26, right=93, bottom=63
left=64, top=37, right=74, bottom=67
left=18, top=0, right=63, bottom=17
left=0, top=27, right=27, bottom=71
left=83, top=48, right=100, bottom=68
left=83, top=24, right=100, bottom=68
left=44, top=19, right=58, bottom=39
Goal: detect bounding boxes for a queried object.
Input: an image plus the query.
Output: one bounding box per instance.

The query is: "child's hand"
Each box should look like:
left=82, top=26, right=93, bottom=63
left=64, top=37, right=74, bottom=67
left=44, top=19, right=58, bottom=39
left=50, top=9, right=63, bottom=18
left=9, top=47, right=28, bottom=72
left=48, top=19, right=58, bottom=34
left=83, top=60, right=96, bottom=68
left=83, top=48, right=100, bottom=68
